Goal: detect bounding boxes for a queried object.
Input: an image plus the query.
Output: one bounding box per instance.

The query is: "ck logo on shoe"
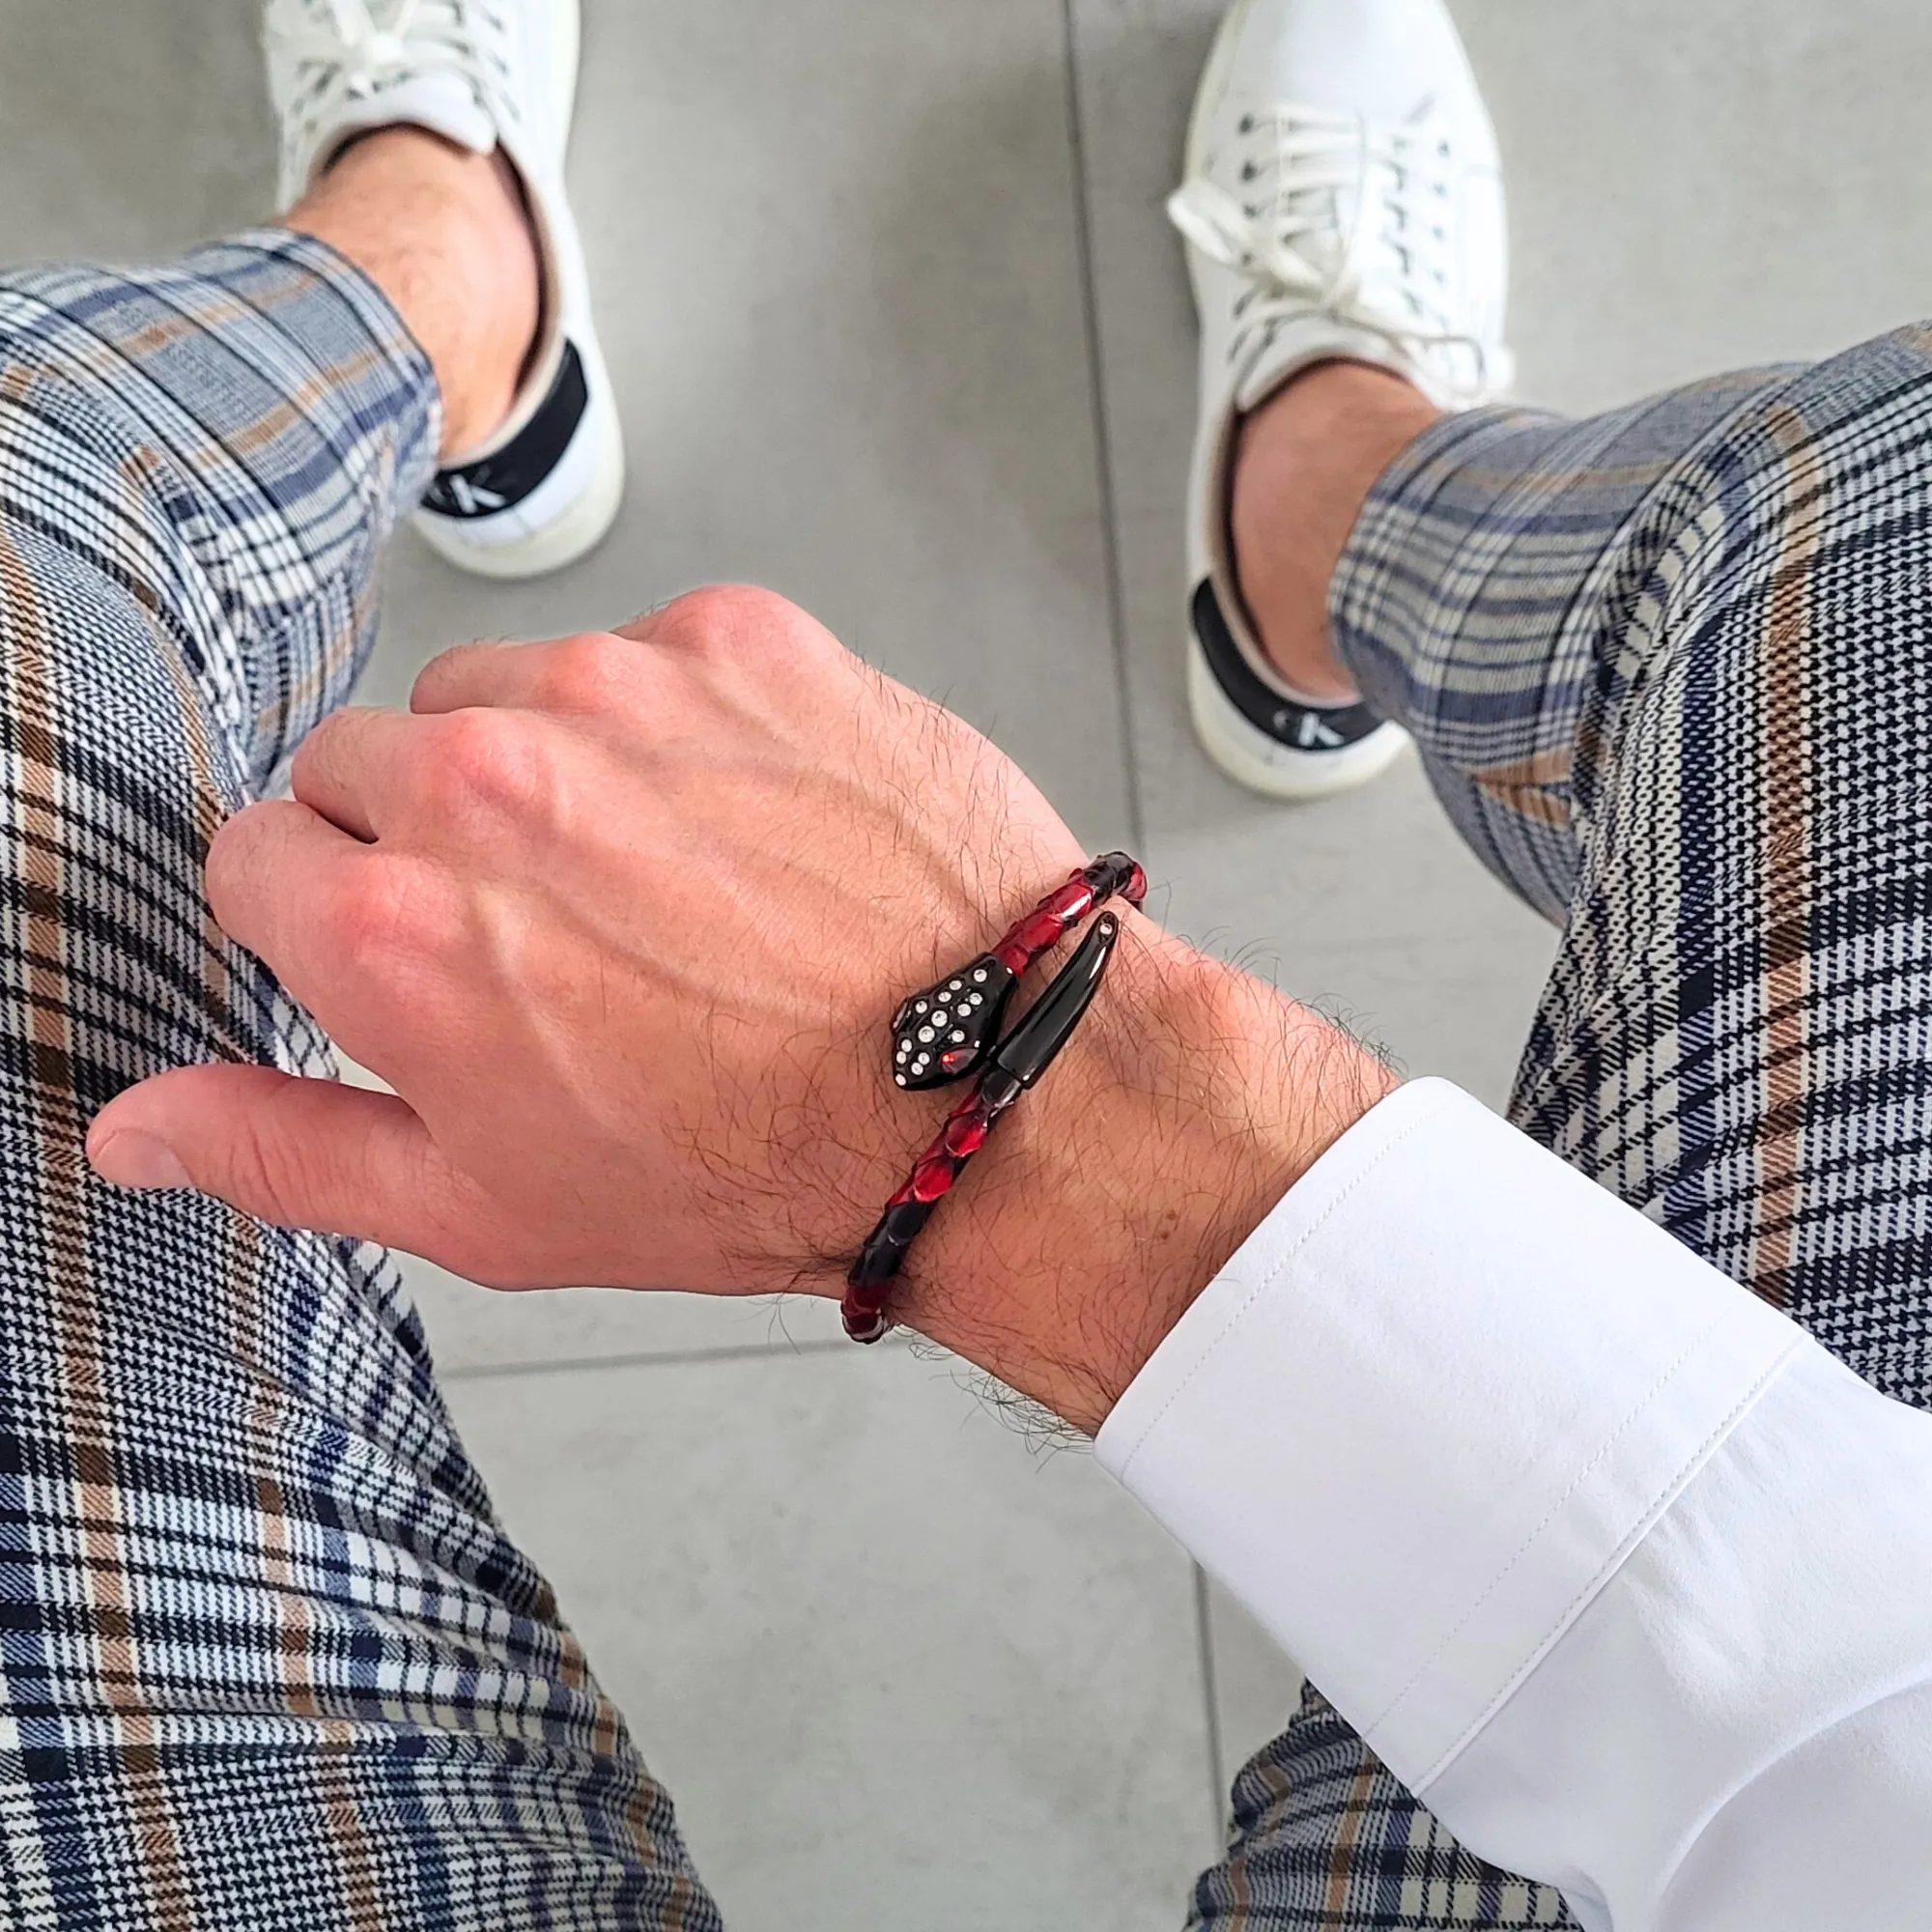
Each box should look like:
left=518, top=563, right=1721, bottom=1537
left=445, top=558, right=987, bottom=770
left=1280, top=709, right=1347, bottom=750
left=421, top=342, right=591, bottom=521
left=441, top=475, right=510, bottom=516
left=1190, top=581, right=1383, bottom=753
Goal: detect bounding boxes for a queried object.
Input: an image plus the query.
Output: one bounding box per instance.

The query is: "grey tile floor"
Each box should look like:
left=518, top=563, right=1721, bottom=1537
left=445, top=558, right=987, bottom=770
left=6, top=0, right=1932, bottom=1923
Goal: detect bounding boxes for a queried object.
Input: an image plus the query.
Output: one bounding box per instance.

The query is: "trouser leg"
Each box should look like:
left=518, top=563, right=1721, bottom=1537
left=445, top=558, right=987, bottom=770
left=1189, top=326, right=1932, bottom=1928
left=0, top=232, right=718, bottom=1929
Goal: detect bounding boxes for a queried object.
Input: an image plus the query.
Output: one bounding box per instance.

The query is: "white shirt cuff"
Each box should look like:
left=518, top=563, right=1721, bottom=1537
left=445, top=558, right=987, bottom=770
left=1095, top=1078, right=1804, bottom=1794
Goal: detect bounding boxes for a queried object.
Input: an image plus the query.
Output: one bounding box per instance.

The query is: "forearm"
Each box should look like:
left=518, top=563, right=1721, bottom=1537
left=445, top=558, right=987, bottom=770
left=894, top=909, right=1395, bottom=1435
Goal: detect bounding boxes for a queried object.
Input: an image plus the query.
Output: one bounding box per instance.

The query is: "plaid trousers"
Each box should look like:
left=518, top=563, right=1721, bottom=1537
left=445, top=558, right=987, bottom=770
left=1192, top=334, right=1932, bottom=1925
left=3, top=231, right=1930, bottom=1929
left=0, top=235, right=721, bottom=1930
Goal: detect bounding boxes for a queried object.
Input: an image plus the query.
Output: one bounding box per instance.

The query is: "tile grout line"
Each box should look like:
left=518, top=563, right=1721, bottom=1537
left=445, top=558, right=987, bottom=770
left=1061, top=16, right=1220, bottom=1861
left=1059, top=0, right=1149, bottom=856
left=1192, top=1561, right=1230, bottom=1850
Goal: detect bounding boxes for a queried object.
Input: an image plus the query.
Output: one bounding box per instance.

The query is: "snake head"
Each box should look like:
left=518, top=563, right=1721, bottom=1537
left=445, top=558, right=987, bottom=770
left=890, top=954, right=1018, bottom=1090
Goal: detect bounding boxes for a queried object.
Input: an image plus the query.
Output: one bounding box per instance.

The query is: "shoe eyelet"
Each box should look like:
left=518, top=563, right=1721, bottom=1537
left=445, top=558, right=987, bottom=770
left=1237, top=113, right=1255, bottom=133
left=1240, top=160, right=1258, bottom=181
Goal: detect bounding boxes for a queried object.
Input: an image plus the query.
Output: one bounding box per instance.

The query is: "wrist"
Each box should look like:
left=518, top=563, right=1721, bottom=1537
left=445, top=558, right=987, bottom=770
left=894, top=910, right=1397, bottom=1434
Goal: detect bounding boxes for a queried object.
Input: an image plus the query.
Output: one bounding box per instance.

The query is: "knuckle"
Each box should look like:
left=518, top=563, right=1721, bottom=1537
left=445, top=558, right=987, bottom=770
left=534, top=632, right=644, bottom=714
left=321, top=861, right=440, bottom=983
left=418, top=709, right=557, bottom=824
left=654, top=583, right=818, bottom=662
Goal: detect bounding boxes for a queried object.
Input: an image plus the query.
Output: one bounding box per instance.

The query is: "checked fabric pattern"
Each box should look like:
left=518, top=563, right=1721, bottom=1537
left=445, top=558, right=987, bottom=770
left=5, top=226, right=1932, bottom=1932
left=0, top=234, right=720, bottom=1930
left=1190, top=329, right=1932, bottom=1926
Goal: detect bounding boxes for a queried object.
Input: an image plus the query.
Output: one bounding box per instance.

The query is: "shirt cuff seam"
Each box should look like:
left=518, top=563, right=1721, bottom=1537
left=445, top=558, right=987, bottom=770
left=1103, top=1086, right=1448, bottom=1483
left=1408, top=1335, right=1807, bottom=1790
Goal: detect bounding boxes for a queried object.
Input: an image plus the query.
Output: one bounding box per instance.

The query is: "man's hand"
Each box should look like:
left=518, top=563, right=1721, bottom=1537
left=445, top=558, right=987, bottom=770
left=87, top=587, right=1392, bottom=1431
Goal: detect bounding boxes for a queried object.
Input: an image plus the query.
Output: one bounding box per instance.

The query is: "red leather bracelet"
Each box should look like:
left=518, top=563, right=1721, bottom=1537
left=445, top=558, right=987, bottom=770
left=842, top=853, right=1147, bottom=1343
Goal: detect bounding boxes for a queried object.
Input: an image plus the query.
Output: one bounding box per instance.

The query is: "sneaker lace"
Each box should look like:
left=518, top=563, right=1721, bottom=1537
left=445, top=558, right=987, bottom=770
left=270, top=0, right=510, bottom=138
left=1168, top=102, right=1492, bottom=386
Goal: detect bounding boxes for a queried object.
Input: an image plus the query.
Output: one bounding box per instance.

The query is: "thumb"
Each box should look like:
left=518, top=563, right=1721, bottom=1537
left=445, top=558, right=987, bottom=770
left=87, top=1063, right=491, bottom=1264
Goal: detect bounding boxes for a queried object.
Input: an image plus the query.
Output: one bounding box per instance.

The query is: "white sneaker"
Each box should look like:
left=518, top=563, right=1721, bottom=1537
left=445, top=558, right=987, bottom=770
left=267, top=0, right=624, bottom=580
left=1172, top=0, right=1512, bottom=801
